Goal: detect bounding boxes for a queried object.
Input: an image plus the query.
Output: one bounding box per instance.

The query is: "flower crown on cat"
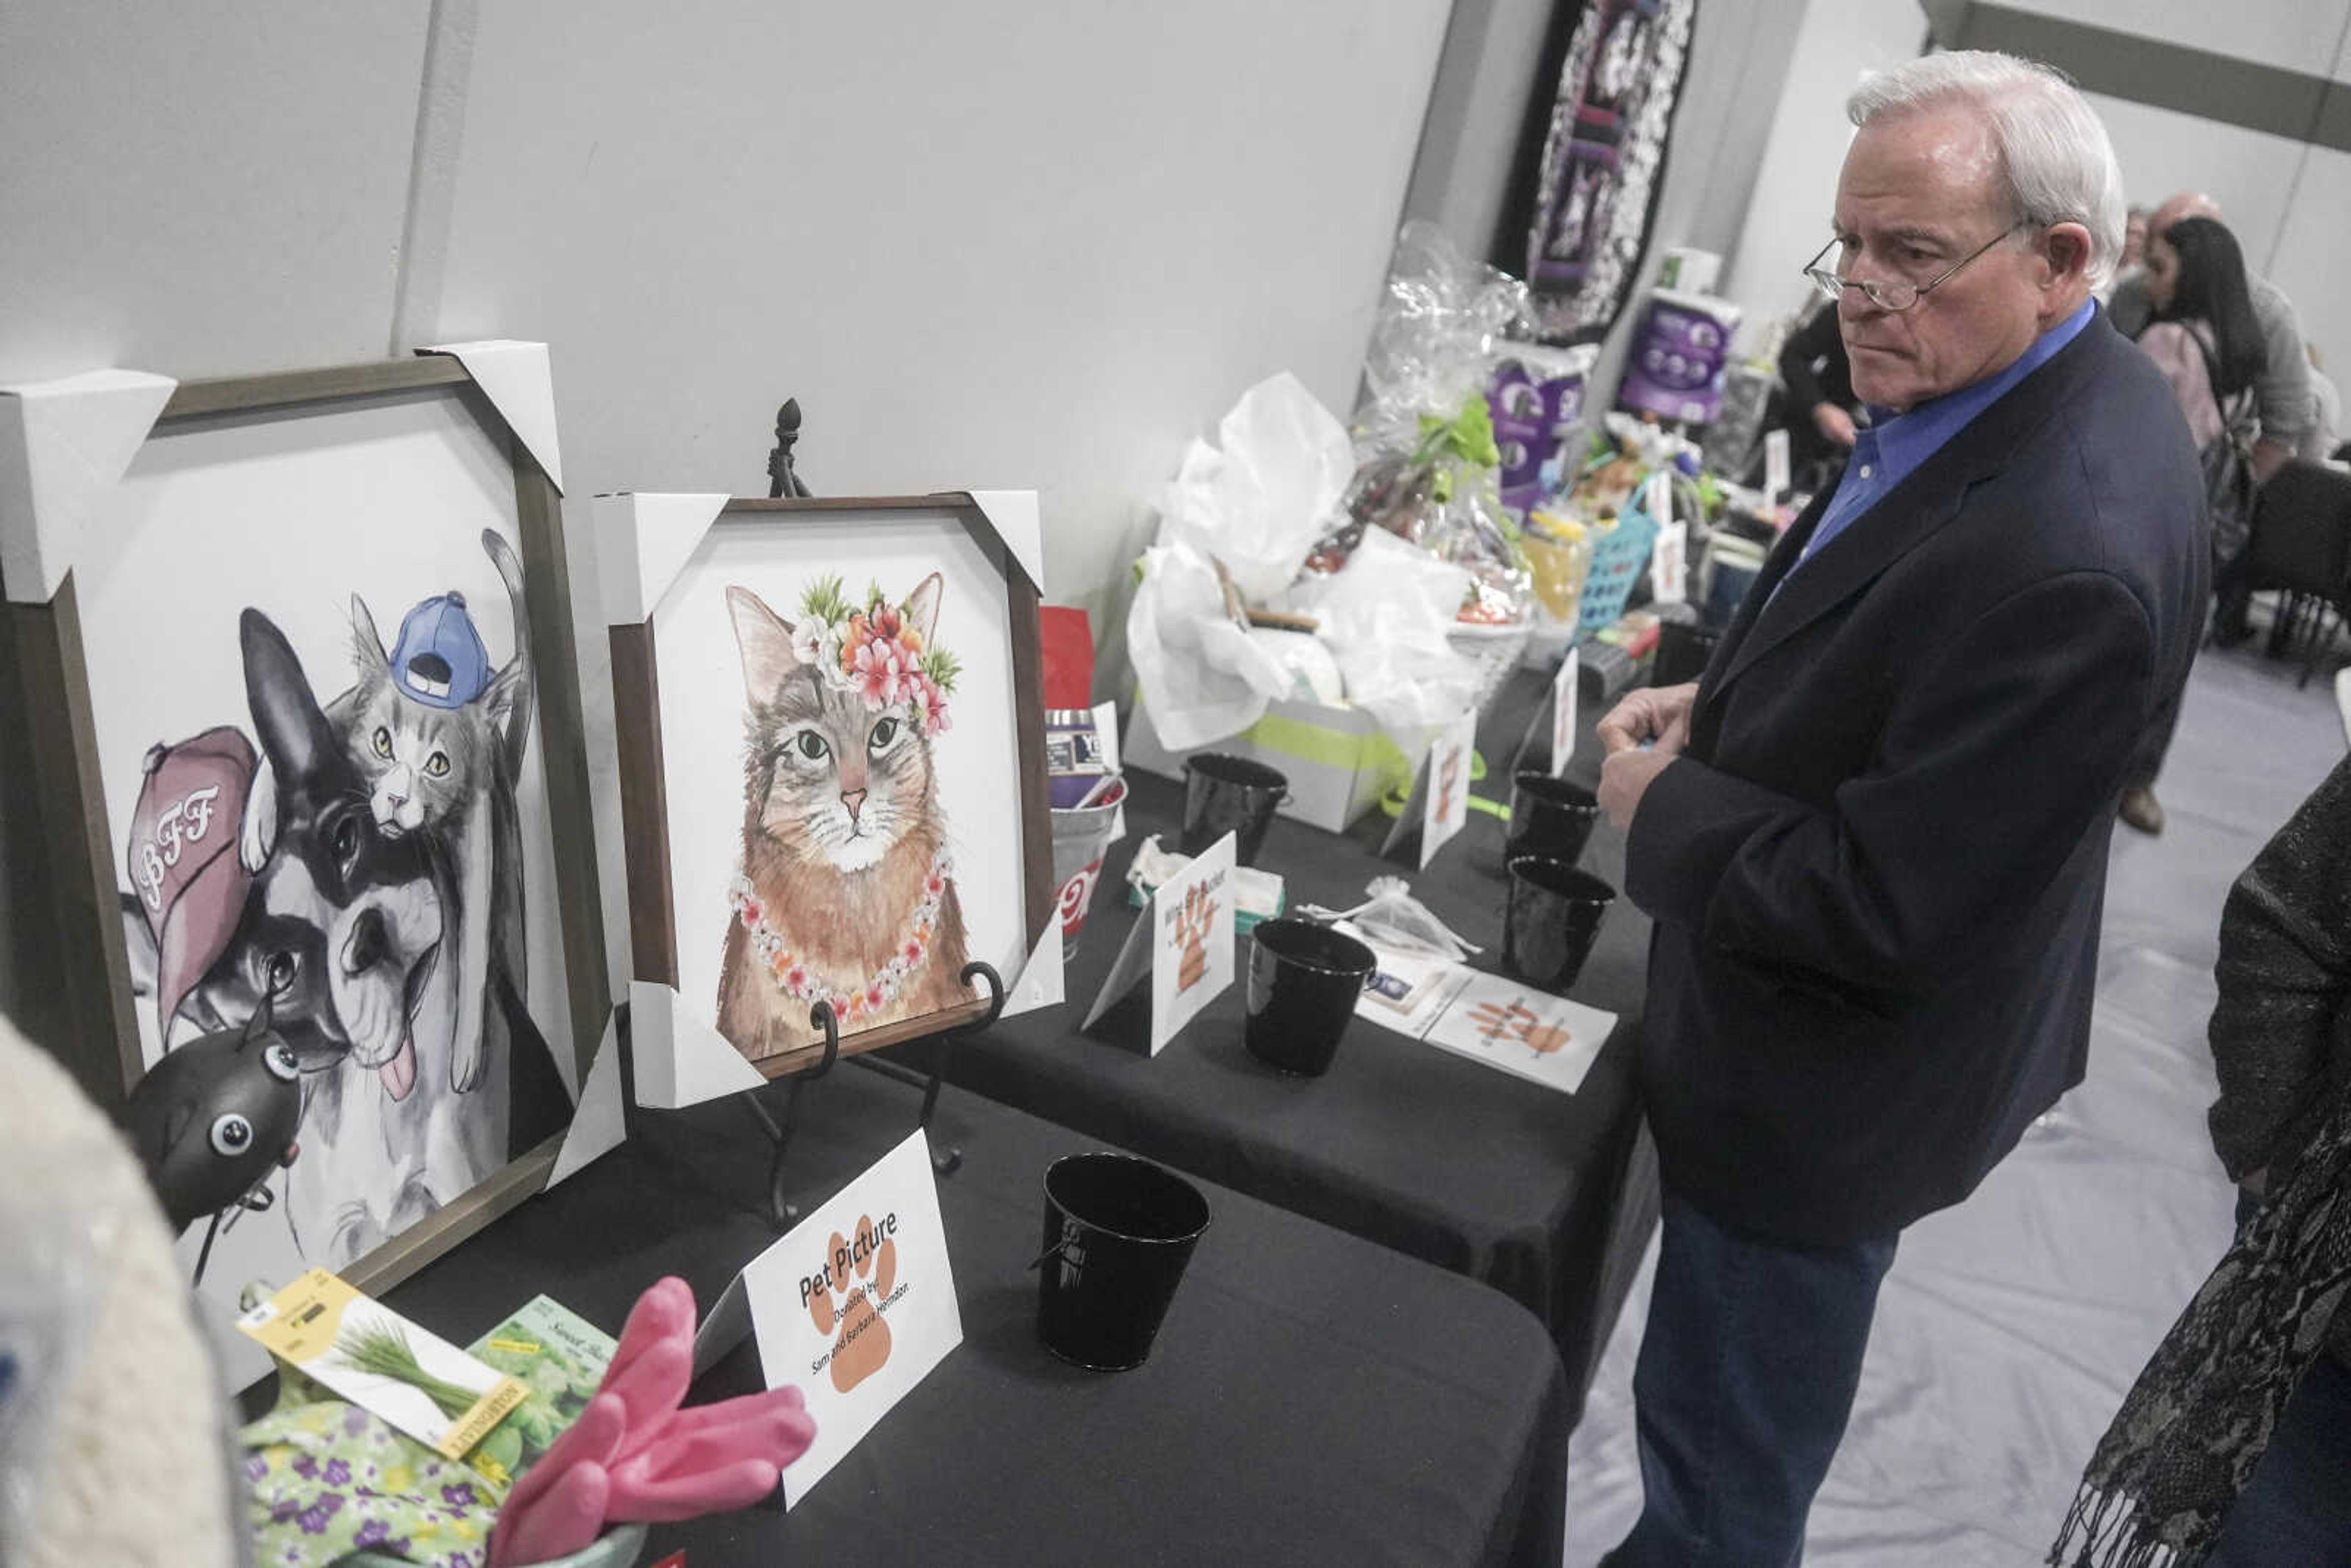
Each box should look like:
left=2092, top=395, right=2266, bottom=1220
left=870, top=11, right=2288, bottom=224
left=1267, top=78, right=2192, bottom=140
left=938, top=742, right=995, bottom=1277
left=785, top=572, right=961, bottom=735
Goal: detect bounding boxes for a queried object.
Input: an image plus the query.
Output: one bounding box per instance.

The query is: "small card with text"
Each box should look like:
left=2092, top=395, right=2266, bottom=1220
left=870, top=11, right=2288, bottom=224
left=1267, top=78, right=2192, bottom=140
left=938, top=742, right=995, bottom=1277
left=1082, top=831, right=1235, bottom=1052
left=1550, top=648, right=1580, bottom=778
left=726, top=1128, right=962, bottom=1507
left=1419, top=712, right=1478, bottom=869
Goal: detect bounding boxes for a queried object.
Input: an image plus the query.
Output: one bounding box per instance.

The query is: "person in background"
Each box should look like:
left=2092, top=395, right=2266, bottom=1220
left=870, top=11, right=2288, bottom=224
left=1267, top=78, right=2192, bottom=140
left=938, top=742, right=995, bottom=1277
left=2301, top=345, right=2341, bottom=465
left=2110, top=191, right=2314, bottom=484
left=2053, top=755, right=2351, bottom=1567
left=2097, top=203, right=2149, bottom=304
left=1775, top=298, right=1861, bottom=492
left=1593, top=51, right=2206, bottom=1567
left=2114, top=216, right=2265, bottom=833
left=2137, top=216, right=2261, bottom=456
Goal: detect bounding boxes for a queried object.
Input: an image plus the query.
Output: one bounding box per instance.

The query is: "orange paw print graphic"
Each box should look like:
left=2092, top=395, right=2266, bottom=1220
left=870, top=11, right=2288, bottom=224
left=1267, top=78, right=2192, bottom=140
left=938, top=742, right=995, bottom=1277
left=1171, top=882, right=1215, bottom=994
left=1469, top=999, right=1573, bottom=1057
left=808, top=1214, right=897, bottom=1393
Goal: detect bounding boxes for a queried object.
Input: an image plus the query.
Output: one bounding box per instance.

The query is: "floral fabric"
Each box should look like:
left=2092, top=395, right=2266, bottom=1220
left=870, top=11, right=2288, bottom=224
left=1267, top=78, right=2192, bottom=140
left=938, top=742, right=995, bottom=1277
left=242, top=1393, right=503, bottom=1568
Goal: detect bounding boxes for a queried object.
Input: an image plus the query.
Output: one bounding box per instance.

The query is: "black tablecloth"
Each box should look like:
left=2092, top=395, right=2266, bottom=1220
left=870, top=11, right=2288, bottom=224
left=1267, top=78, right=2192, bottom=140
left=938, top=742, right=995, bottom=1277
left=386, top=1063, right=1570, bottom=1567
left=893, top=670, right=1660, bottom=1412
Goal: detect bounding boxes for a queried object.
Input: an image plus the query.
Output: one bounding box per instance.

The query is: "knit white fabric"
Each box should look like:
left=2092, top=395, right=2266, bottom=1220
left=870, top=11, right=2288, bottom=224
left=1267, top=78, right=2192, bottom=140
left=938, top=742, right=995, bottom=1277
left=0, top=1013, right=239, bottom=1568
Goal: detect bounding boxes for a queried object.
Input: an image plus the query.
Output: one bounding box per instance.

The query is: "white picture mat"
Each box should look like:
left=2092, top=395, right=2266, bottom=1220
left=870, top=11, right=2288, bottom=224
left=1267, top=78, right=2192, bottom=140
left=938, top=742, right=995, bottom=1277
left=77, top=389, right=579, bottom=1365
left=652, top=511, right=1031, bottom=1045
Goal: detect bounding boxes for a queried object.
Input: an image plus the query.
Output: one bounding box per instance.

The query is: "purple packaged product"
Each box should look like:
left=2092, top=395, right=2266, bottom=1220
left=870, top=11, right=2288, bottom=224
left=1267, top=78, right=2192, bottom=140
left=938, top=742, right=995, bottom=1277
left=1614, top=289, right=1741, bottom=426
left=1046, top=708, right=1110, bottom=809
left=1490, top=358, right=1588, bottom=513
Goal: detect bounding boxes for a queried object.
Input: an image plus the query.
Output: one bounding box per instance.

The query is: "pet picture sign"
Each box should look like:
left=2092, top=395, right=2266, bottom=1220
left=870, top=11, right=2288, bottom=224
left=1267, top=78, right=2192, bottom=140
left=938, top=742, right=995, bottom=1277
left=702, top=1127, right=961, bottom=1506
left=1080, top=831, right=1235, bottom=1053
left=0, top=349, right=612, bottom=1341
left=1381, top=710, right=1479, bottom=870
left=602, top=492, right=1060, bottom=1108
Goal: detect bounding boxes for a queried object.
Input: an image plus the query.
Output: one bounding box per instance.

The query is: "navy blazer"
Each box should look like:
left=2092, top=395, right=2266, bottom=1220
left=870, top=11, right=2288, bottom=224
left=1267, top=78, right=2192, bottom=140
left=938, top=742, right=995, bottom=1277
left=1627, top=308, right=2208, bottom=1247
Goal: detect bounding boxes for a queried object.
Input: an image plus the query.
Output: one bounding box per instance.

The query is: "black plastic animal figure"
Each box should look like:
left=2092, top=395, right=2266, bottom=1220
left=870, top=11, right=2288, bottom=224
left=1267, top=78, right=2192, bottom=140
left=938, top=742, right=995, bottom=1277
left=118, top=996, right=303, bottom=1241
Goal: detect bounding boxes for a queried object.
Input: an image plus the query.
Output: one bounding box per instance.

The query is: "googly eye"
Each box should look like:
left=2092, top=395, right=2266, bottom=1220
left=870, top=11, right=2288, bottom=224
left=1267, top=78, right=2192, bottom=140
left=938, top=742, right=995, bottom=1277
left=210, top=1112, right=253, bottom=1157
left=263, top=1041, right=299, bottom=1082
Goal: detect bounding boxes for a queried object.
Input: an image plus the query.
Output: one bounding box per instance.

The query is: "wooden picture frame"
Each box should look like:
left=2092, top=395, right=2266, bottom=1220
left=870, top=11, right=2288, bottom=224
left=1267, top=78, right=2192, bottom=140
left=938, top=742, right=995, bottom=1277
left=0, top=351, right=609, bottom=1300
left=607, top=493, right=1051, bottom=1087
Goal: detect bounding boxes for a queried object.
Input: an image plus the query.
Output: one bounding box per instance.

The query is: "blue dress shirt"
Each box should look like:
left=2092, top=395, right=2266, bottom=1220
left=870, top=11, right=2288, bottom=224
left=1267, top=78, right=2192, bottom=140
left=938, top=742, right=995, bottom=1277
left=1788, top=298, right=2097, bottom=578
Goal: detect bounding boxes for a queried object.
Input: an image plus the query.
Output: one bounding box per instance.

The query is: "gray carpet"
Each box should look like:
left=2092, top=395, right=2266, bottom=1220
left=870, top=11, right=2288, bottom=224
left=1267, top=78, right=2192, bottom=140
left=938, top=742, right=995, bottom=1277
left=1562, top=643, right=2350, bottom=1565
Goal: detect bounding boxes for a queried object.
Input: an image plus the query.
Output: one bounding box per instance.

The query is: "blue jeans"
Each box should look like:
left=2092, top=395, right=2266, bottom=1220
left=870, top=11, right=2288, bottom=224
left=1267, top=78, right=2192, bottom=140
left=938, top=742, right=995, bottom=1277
left=2207, top=1345, right=2351, bottom=1565
left=1599, top=1193, right=1899, bottom=1568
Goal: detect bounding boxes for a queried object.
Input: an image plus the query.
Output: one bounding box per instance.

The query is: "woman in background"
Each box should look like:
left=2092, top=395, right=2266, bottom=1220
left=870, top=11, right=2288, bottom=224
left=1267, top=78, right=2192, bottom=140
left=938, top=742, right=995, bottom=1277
left=2138, top=216, right=2263, bottom=459
left=2113, top=217, right=2266, bottom=836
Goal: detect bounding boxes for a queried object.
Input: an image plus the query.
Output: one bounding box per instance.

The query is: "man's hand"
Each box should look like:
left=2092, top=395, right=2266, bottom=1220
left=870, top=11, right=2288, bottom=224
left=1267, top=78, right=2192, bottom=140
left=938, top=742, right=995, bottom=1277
left=1597, top=682, right=1698, bottom=757
left=1600, top=745, right=1677, bottom=829
left=1812, top=402, right=1858, bottom=448
left=2251, top=437, right=2293, bottom=486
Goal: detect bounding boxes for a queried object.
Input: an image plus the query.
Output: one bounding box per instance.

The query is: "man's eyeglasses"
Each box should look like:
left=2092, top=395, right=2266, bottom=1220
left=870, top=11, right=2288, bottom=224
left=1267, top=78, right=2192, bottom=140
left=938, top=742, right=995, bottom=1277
left=1802, top=221, right=2027, bottom=312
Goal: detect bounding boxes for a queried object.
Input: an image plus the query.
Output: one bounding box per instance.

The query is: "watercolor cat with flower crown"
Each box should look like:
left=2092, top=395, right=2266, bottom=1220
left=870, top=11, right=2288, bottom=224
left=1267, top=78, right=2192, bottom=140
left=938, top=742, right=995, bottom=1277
left=716, top=572, right=970, bottom=1060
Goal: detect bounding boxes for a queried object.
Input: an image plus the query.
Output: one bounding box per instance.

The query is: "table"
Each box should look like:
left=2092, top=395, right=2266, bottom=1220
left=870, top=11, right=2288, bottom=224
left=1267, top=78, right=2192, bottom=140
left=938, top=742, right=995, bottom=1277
left=386, top=1060, right=1572, bottom=1566
left=896, top=671, right=1660, bottom=1413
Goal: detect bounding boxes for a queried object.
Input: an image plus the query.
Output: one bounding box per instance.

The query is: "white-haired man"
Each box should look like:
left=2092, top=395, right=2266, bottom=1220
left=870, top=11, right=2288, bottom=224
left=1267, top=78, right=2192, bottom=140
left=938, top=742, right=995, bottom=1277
left=1594, top=53, right=2207, bottom=1564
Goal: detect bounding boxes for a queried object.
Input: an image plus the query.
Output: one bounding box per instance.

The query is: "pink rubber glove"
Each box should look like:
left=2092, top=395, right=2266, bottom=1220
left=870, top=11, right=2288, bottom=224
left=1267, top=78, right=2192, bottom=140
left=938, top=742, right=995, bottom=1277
left=495, top=1459, right=611, bottom=1567
left=607, top=1456, right=784, bottom=1523
left=598, top=1277, right=696, bottom=1441
left=487, top=1392, right=626, bottom=1567
left=606, top=1388, right=816, bottom=1512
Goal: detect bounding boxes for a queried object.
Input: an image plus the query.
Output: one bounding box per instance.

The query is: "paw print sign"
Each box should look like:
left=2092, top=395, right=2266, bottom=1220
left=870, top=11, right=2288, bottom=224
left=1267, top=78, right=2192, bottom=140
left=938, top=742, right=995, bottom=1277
left=1467, top=998, right=1574, bottom=1057
left=803, top=1213, right=899, bottom=1393
left=1169, top=882, right=1216, bottom=995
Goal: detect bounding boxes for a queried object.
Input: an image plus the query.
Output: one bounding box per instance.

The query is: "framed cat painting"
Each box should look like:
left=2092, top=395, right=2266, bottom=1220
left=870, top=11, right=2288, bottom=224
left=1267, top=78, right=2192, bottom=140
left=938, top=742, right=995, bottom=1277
left=0, top=349, right=610, bottom=1337
left=601, top=492, right=1056, bottom=1103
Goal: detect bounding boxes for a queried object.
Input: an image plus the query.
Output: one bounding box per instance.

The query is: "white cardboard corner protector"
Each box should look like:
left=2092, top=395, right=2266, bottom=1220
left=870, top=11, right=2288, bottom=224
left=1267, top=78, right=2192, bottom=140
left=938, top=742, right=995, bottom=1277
left=1000, top=917, right=1065, bottom=1020
left=547, top=1011, right=628, bottom=1188
left=0, top=368, right=177, bottom=604
left=967, top=488, right=1045, bottom=596
left=418, top=340, right=565, bottom=493
left=628, top=980, right=765, bottom=1109
left=595, top=491, right=730, bottom=626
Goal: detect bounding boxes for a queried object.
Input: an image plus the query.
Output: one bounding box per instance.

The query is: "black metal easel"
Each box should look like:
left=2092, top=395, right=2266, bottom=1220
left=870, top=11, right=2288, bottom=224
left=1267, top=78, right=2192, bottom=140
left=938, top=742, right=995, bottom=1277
left=767, top=399, right=813, bottom=499
left=735, top=961, right=1004, bottom=1224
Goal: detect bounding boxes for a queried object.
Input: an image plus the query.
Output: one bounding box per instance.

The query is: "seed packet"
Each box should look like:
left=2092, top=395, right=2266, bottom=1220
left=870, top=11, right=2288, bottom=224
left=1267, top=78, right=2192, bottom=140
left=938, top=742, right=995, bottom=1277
left=463, top=1296, right=619, bottom=1488
left=238, top=1269, right=523, bottom=1460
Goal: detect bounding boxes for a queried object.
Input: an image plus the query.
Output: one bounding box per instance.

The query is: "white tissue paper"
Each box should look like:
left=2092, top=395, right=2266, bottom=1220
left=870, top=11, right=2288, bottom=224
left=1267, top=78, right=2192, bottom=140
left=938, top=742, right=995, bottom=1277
left=1126, top=542, right=1295, bottom=751
left=1157, top=372, right=1354, bottom=602
left=1281, top=530, right=1482, bottom=730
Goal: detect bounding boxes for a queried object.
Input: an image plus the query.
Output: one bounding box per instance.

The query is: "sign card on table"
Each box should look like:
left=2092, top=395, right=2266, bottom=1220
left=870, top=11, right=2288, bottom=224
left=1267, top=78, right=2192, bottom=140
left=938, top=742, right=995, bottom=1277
left=715, top=1128, right=962, bottom=1506
left=1550, top=648, right=1580, bottom=778
left=1348, top=928, right=1614, bottom=1096
left=1081, top=831, right=1236, bottom=1053
left=1381, top=710, right=1479, bottom=871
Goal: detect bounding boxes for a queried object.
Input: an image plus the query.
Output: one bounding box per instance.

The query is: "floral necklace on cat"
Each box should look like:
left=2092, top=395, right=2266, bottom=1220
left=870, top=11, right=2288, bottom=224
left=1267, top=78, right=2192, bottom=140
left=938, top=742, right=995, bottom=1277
left=729, top=844, right=954, bottom=1026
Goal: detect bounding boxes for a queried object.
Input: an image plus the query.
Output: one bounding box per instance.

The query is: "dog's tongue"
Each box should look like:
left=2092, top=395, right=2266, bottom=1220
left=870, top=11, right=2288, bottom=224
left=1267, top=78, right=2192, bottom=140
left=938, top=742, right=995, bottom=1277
left=381, top=1032, right=418, bottom=1101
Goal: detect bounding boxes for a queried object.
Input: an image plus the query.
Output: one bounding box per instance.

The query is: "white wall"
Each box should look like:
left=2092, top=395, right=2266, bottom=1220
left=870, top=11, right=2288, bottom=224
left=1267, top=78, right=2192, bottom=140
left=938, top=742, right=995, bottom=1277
left=1987, top=0, right=2351, bottom=391
left=1401, top=0, right=1556, bottom=261
left=0, top=0, right=1451, bottom=1030
left=1719, top=0, right=1929, bottom=350
left=0, top=2, right=429, bottom=379
left=421, top=0, right=1449, bottom=621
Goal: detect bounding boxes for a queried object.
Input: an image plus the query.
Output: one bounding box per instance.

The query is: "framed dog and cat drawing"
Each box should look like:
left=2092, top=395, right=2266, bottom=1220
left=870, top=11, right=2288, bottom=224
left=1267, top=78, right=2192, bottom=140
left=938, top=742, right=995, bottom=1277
left=605, top=494, right=1054, bottom=1091
left=0, top=352, right=609, bottom=1319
